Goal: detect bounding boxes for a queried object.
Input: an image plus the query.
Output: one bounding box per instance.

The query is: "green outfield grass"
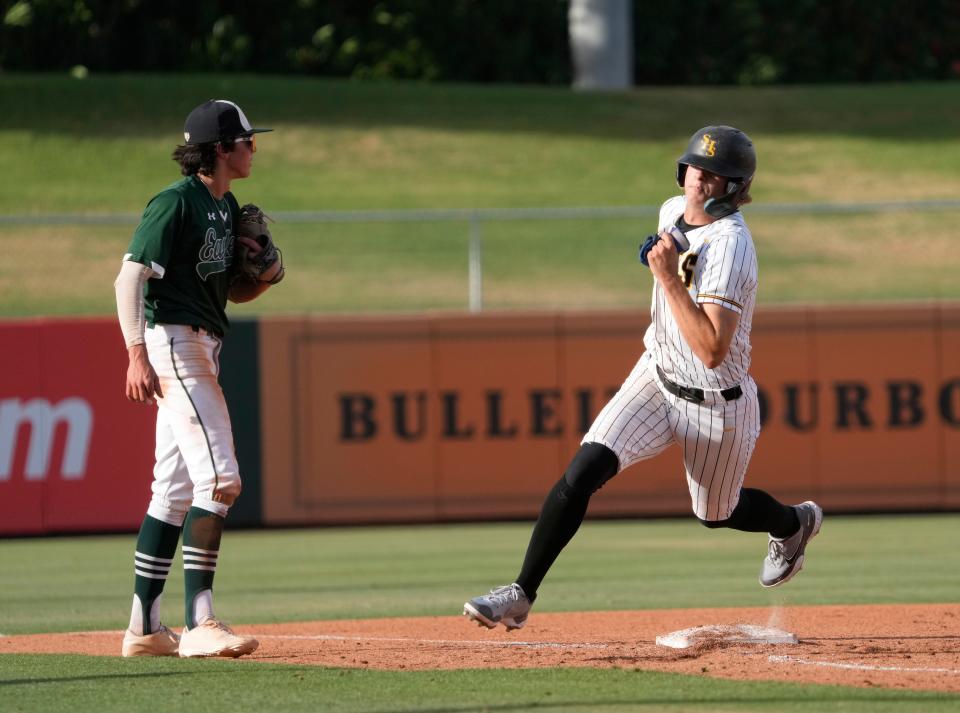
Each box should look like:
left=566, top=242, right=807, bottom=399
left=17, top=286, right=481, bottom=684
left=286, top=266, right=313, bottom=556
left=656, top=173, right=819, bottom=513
left=2, top=76, right=958, bottom=213
left=1, top=76, right=959, bottom=317
left=2, top=516, right=957, bottom=635
left=1, top=516, right=958, bottom=712
left=5, top=208, right=958, bottom=317
left=3, top=656, right=956, bottom=713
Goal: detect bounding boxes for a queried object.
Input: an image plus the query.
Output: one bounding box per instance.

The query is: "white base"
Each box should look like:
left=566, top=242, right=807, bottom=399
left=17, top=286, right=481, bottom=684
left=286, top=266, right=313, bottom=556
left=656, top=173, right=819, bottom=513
left=655, top=624, right=798, bottom=649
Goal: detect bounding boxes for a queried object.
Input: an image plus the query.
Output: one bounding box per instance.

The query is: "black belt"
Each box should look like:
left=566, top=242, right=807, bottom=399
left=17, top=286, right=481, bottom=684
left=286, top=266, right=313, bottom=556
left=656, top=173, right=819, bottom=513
left=656, top=365, right=742, bottom=404
left=190, top=324, right=223, bottom=338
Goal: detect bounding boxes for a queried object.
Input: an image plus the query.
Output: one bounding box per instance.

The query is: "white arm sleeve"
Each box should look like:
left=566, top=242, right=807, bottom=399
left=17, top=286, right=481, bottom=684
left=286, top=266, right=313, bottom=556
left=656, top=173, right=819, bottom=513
left=114, top=259, right=155, bottom=348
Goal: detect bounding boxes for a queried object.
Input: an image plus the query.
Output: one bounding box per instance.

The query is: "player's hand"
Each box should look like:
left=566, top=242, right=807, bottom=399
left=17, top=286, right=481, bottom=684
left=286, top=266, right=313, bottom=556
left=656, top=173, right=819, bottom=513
left=125, top=345, right=163, bottom=405
left=648, top=230, right=680, bottom=283
left=235, top=235, right=262, bottom=256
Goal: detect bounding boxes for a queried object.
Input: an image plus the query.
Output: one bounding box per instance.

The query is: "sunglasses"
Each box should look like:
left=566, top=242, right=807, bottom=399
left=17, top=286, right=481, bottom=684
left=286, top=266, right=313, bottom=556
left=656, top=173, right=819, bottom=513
left=231, top=135, right=257, bottom=151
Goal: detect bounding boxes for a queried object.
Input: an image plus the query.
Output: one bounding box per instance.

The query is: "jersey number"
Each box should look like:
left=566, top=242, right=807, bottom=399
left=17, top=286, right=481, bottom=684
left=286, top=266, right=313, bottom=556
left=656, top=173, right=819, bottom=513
left=678, top=253, right=698, bottom=288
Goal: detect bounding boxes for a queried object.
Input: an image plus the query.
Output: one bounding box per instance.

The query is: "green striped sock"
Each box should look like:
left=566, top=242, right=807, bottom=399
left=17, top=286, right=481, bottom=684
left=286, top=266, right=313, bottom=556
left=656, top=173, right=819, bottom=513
left=182, top=507, right=224, bottom=629
left=132, top=515, right=182, bottom=635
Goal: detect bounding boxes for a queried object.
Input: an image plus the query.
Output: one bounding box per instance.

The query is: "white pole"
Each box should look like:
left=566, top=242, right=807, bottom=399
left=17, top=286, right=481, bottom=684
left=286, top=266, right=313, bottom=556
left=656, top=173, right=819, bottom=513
left=468, top=217, right=483, bottom=312
left=569, top=0, right=634, bottom=90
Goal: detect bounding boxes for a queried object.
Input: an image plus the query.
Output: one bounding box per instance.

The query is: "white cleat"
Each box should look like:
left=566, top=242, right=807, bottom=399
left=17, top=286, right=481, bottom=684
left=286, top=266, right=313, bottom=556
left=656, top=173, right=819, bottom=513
left=463, top=583, right=532, bottom=631
left=178, top=618, right=259, bottom=658
left=121, top=625, right=180, bottom=657
left=760, top=501, right=823, bottom=588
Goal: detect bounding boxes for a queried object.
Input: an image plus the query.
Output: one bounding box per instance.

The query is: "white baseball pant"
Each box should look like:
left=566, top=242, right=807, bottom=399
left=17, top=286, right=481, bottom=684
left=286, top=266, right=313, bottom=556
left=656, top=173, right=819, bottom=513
left=582, top=351, right=760, bottom=521
left=144, top=324, right=241, bottom=525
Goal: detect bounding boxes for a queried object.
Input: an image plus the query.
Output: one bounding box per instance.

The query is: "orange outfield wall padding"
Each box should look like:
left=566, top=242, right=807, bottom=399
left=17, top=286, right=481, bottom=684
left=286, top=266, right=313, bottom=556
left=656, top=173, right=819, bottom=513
left=256, top=304, right=960, bottom=525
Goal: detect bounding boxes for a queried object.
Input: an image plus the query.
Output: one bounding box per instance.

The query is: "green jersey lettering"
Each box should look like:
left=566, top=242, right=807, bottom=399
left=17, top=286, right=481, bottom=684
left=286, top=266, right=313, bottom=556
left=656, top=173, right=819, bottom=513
left=125, top=176, right=239, bottom=336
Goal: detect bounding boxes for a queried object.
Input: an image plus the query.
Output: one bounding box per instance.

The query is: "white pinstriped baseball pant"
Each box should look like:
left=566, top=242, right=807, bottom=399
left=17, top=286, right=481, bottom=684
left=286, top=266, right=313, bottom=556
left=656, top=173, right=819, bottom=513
left=582, top=351, right=760, bottom=521
left=144, top=324, right=241, bottom=525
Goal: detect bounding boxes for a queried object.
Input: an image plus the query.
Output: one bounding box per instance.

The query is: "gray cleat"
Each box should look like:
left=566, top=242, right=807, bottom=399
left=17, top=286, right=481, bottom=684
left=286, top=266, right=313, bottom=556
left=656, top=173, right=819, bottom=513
left=760, top=501, right=823, bottom=588
left=463, top=583, right=531, bottom=630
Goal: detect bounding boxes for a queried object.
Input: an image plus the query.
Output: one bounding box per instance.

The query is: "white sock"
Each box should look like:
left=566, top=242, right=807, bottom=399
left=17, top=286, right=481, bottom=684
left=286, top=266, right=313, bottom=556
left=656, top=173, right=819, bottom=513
left=128, top=593, right=163, bottom=635
left=129, top=594, right=143, bottom=635
left=191, top=589, right=214, bottom=627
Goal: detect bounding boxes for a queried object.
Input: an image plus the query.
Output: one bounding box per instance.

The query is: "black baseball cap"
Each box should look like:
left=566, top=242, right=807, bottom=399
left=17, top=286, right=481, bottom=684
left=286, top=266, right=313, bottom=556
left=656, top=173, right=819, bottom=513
left=183, top=99, right=272, bottom=145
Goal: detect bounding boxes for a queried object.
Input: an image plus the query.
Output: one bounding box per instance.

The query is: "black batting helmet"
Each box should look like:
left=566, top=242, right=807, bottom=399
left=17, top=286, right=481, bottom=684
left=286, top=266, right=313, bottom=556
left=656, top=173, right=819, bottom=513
left=676, top=126, right=756, bottom=218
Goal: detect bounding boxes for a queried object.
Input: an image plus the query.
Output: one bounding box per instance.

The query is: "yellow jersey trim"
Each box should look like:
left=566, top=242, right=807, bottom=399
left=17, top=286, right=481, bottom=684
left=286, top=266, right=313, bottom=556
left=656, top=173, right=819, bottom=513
left=697, top=294, right=743, bottom=309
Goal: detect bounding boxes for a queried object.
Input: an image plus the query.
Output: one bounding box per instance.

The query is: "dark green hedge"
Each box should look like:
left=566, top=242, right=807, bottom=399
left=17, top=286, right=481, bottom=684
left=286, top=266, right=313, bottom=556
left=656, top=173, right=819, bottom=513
left=633, top=0, right=960, bottom=84
left=1, top=0, right=957, bottom=84
left=0, top=0, right=571, bottom=83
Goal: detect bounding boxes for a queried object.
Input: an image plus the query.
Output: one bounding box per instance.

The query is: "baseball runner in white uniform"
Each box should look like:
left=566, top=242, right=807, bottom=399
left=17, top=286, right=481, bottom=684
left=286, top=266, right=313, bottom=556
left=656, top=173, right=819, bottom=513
left=465, top=126, right=823, bottom=631
left=115, top=100, right=283, bottom=657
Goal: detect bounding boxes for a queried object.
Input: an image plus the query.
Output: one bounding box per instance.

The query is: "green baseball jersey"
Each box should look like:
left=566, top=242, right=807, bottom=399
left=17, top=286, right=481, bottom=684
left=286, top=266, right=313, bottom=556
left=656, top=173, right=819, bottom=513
left=125, top=175, right=240, bottom=336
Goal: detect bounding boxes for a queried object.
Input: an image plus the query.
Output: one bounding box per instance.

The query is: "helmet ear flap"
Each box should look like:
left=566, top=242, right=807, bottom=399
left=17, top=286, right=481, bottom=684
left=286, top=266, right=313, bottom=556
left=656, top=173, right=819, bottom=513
left=676, top=163, right=687, bottom=188
left=704, top=179, right=751, bottom=219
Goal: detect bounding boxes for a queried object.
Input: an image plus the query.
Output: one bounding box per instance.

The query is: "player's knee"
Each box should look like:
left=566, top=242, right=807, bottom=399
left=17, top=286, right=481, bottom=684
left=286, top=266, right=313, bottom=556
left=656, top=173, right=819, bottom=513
left=562, top=442, right=620, bottom=496
left=191, top=473, right=241, bottom=516
left=147, top=498, right=190, bottom=527
left=212, top=480, right=242, bottom=507
left=696, top=490, right=748, bottom=530
left=697, top=516, right=731, bottom=529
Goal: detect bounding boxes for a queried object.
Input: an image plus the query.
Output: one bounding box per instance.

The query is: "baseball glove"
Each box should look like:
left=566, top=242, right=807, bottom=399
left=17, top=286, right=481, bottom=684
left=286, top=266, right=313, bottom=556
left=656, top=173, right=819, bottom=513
left=233, top=203, right=285, bottom=284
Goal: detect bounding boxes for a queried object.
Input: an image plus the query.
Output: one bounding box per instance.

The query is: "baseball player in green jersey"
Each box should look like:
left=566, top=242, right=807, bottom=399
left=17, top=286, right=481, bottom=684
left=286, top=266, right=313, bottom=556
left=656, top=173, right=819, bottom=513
left=115, top=100, right=283, bottom=657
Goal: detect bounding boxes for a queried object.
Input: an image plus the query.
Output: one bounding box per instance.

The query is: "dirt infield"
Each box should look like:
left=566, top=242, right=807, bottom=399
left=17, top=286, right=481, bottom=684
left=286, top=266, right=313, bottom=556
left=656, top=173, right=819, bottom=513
left=3, top=603, right=958, bottom=693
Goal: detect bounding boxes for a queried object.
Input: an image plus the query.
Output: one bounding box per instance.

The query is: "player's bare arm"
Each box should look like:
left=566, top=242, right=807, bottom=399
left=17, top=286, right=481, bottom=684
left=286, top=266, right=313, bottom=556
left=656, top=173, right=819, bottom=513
left=125, top=344, right=163, bottom=405
left=648, top=231, right=739, bottom=369
left=228, top=279, right=271, bottom=303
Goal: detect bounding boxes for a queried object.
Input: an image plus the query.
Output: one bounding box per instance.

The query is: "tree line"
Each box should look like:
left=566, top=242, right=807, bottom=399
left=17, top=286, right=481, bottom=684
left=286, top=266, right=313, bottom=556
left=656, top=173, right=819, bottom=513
left=2, top=0, right=957, bottom=84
